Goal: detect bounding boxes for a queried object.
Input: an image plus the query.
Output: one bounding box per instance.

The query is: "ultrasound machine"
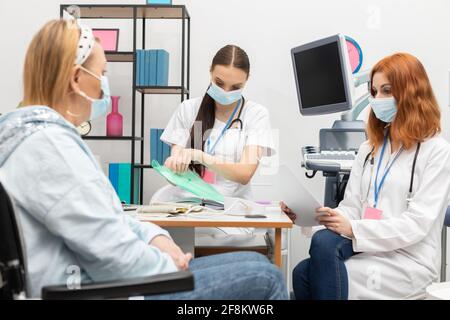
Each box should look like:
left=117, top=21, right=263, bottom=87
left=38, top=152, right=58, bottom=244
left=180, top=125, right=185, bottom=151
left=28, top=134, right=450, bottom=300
left=291, top=34, right=371, bottom=207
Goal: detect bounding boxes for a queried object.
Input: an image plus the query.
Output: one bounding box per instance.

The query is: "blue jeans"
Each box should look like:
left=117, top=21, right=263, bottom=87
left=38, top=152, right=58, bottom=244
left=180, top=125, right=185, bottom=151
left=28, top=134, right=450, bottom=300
left=292, top=229, right=357, bottom=300
left=146, top=252, right=288, bottom=300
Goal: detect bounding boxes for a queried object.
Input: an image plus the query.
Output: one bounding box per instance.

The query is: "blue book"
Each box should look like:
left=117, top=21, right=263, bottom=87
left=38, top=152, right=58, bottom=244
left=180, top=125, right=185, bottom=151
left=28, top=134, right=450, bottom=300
left=142, top=50, right=147, bottom=86
left=150, top=128, right=158, bottom=163
left=156, top=50, right=169, bottom=86
left=117, top=164, right=131, bottom=204
left=135, top=50, right=140, bottom=86
left=139, top=50, right=145, bottom=86
left=149, top=50, right=158, bottom=86
left=108, top=163, right=119, bottom=193
left=141, top=50, right=146, bottom=86
left=136, top=51, right=140, bottom=86
left=157, top=129, right=164, bottom=165
left=115, top=164, right=141, bottom=204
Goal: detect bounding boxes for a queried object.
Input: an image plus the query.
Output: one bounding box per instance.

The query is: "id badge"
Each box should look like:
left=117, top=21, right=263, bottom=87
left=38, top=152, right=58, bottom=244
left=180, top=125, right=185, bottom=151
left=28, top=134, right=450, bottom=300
left=363, top=207, right=383, bottom=220
left=202, top=169, right=216, bottom=184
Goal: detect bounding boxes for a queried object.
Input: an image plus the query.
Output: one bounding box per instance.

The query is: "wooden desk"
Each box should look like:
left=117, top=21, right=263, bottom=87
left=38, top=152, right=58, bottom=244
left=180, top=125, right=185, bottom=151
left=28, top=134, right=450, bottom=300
left=136, top=211, right=293, bottom=268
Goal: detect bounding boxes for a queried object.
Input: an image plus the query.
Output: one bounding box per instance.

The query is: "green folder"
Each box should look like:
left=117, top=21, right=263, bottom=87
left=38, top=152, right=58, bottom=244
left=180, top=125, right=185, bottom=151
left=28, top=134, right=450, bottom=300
left=152, top=160, right=224, bottom=204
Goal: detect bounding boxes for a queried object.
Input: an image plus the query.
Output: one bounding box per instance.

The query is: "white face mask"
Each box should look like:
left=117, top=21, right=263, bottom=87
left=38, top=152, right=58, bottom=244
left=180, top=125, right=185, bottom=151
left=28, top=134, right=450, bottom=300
left=77, top=66, right=111, bottom=120
left=369, top=96, right=398, bottom=123
left=207, top=82, right=243, bottom=106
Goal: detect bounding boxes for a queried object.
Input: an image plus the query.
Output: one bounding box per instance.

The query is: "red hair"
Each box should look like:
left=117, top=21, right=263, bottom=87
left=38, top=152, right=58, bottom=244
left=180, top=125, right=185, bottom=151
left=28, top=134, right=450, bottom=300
left=368, top=53, right=441, bottom=151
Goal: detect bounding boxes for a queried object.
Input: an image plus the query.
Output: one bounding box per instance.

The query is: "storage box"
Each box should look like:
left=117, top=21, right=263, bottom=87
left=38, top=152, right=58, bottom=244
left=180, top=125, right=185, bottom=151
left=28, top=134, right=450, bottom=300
left=92, top=29, right=119, bottom=52
left=147, top=0, right=172, bottom=4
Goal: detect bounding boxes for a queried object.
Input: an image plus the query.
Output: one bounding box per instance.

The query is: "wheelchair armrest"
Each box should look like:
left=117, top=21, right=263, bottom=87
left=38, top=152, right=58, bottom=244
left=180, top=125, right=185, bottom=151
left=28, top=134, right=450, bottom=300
left=444, top=206, right=450, bottom=227
left=41, top=271, right=194, bottom=300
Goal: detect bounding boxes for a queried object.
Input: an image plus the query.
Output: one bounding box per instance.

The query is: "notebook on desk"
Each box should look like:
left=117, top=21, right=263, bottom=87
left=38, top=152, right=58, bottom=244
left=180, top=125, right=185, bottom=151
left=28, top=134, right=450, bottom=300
left=175, top=197, right=225, bottom=210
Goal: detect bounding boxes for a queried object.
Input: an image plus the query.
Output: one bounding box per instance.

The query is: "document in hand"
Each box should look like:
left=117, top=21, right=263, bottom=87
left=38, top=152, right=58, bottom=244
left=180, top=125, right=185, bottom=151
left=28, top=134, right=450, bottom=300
left=152, top=160, right=225, bottom=204
left=274, top=165, right=326, bottom=227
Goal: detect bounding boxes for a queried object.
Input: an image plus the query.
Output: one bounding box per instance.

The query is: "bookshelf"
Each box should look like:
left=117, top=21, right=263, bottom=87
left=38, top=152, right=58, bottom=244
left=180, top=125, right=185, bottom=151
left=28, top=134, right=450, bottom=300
left=60, top=4, right=191, bottom=204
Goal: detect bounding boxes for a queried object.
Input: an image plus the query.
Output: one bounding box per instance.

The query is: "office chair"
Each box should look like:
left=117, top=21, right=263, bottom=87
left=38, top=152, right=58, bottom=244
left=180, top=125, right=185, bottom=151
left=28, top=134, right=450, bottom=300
left=0, top=182, right=194, bottom=300
left=441, top=206, right=450, bottom=282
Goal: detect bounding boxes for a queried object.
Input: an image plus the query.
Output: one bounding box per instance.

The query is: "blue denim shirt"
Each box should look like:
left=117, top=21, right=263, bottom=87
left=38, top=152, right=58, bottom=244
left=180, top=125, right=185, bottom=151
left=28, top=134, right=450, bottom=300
left=0, top=106, right=177, bottom=298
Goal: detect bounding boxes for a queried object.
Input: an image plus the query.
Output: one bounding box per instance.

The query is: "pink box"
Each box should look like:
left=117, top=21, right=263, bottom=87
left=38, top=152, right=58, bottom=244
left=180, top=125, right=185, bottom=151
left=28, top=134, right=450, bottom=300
left=92, top=29, right=119, bottom=52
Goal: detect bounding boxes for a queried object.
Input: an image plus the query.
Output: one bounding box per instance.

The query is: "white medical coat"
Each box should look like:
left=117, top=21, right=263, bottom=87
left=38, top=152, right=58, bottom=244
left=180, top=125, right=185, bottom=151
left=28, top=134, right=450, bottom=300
left=334, top=136, right=450, bottom=299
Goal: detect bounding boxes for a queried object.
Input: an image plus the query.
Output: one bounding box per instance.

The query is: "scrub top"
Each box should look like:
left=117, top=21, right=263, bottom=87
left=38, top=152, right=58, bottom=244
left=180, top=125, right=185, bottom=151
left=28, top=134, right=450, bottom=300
left=161, top=97, right=276, bottom=199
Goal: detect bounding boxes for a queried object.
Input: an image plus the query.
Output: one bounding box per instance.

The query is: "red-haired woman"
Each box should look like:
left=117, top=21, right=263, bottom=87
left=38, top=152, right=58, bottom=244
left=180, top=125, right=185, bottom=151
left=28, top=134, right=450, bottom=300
left=283, top=53, right=450, bottom=299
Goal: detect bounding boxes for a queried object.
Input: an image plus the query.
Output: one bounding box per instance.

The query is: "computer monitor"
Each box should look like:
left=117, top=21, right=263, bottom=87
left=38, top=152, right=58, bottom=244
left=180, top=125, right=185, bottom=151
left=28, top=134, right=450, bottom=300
left=291, top=34, right=355, bottom=116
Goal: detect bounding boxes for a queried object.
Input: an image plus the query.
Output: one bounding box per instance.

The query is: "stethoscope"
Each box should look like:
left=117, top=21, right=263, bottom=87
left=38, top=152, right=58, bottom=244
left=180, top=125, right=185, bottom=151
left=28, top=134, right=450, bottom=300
left=361, top=138, right=421, bottom=208
left=227, top=98, right=244, bottom=130
left=206, top=98, right=245, bottom=158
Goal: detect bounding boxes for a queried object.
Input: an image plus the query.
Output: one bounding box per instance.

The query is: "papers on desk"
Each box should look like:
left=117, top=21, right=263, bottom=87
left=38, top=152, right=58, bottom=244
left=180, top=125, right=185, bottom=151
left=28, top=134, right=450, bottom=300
left=128, top=200, right=286, bottom=221
left=137, top=203, right=203, bottom=214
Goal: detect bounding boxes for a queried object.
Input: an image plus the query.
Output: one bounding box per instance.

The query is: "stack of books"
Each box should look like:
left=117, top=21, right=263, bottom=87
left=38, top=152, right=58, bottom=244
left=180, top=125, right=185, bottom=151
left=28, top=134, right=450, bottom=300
left=136, top=49, right=169, bottom=86
left=108, top=163, right=140, bottom=204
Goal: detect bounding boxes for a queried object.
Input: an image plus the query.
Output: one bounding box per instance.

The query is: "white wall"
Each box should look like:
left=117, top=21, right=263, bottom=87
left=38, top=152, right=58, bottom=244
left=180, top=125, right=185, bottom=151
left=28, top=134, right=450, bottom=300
left=1, top=0, right=449, bottom=281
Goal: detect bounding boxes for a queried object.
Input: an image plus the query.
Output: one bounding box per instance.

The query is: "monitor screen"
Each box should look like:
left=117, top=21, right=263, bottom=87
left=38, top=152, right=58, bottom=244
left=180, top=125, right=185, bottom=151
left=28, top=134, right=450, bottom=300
left=294, top=42, right=346, bottom=108
left=320, top=130, right=367, bottom=152
left=291, top=35, right=353, bottom=116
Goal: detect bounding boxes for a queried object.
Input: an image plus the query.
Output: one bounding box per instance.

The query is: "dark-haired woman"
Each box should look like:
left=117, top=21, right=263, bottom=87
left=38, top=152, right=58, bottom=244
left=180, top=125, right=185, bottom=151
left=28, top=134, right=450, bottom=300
left=162, top=45, right=275, bottom=199
left=160, top=45, right=276, bottom=237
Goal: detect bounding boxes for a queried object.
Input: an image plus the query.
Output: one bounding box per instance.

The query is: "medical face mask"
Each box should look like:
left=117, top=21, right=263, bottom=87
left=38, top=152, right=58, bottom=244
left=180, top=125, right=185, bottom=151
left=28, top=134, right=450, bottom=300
left=207, top=82, right=243, bottom=106
left=77, top=67, right=111, bottom=120
left=369, top=96, right=398, bottom=123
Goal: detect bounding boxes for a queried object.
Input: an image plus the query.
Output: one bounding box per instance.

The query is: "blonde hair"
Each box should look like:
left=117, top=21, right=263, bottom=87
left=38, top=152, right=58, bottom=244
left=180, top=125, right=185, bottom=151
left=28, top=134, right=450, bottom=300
left=22, top=19, right=80, bottom=111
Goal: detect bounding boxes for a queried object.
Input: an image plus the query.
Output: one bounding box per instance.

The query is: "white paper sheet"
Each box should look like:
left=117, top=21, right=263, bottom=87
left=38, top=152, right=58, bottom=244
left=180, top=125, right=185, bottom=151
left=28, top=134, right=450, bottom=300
left=271, top=165, right=326, bottom=227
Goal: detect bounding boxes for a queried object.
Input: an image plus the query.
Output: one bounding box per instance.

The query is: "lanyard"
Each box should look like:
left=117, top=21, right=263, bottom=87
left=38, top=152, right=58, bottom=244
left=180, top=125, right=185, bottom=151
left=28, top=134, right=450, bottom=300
left=373, top=135, right=404, bottom=208
left=206, top=99, right=242, bottom=155
left=363, top=154, right=374, bottom=203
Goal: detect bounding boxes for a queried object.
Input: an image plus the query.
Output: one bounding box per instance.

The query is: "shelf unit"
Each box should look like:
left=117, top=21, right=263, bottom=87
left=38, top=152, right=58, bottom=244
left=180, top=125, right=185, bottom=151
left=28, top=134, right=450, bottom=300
left=60, top=4, right=190, bottom=204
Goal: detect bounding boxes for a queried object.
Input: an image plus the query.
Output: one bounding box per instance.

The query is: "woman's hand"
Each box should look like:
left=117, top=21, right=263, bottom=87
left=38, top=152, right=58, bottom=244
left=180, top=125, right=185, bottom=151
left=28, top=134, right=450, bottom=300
left=164, top=149, right=204, bottom=174
left=280, top=201, right=297, bottom=223
left=316, top=207, right=353, bottom=238
left=150, top=235, right=193, bottom=271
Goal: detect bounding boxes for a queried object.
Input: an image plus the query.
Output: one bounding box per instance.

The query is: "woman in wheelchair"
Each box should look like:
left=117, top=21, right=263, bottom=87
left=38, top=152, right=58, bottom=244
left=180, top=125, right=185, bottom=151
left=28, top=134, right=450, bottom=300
left=0, top=19, right=287, bottom=300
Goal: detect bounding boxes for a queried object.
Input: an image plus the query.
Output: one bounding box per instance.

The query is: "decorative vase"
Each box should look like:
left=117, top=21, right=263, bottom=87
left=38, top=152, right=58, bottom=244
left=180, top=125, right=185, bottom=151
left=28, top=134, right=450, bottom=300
left=106, top=96, right=123, bottom=137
